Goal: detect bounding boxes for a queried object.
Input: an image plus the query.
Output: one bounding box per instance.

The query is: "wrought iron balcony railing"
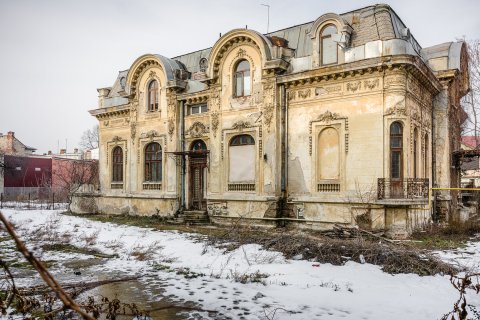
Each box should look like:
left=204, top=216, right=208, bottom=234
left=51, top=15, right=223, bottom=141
left=377, top=178, right=429, bottom=200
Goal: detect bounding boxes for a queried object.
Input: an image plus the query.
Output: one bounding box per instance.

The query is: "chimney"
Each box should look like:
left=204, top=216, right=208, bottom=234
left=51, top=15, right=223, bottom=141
left=48, top=150, right=52, bottom=155
left=97, top=87, right=111, bottom=108
left=5, top=131, right=15, bottom=154
left=74, top=148, right=78, bottom=153
left=60, top=149, right=66, bottom=154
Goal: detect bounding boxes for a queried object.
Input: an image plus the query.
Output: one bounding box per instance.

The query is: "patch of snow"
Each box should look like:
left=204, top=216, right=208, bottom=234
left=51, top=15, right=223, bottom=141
left=2, top=208, right=480, bottom=319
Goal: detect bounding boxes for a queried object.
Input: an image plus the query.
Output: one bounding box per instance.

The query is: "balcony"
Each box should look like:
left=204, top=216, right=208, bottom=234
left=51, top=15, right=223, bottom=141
left=377, top=178, right=429, bottom=201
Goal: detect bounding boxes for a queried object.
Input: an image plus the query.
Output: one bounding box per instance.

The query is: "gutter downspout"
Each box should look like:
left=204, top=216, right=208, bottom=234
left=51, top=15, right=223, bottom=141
left=280, top=83, right=288, bottom=218
left=180, top=100, right=186, bottom=211
left=432, top=97, right=437, bottom=222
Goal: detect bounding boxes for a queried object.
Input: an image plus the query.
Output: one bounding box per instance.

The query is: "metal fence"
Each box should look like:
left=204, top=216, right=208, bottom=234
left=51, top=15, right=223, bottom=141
left=0, top=187, right=67, bottom=210
left=377, top=178, right=429, bottom=200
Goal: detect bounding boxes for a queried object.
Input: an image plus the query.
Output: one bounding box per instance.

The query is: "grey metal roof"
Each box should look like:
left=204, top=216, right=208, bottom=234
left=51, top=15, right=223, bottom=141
left=421, top=41, right=465, bottom=71
left=107, top=3, right=443, bottom=91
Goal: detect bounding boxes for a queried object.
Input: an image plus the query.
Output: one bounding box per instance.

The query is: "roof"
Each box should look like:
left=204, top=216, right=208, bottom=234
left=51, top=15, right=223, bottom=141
left=461, top=136, right=480, bottom=149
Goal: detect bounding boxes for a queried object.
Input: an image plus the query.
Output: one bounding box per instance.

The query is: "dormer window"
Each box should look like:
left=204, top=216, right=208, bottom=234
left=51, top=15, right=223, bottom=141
left=234, top=60, right=251, bottom=97
left=120, top=77, right=126, bottom=89
left=148, top=80, right=159, bottom=112
left=321, top=24, right=338, bottom=65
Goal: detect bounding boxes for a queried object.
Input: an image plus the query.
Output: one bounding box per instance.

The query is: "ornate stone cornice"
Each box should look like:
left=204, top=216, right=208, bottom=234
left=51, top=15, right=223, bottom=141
left=89, top=105, right=130, bottom=120
left=278, top=55, right=442, bottom=95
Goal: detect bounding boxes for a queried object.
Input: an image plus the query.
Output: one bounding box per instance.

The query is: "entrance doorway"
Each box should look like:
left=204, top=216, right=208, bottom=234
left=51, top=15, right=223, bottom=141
left=189, top=140, right=208, bottom=210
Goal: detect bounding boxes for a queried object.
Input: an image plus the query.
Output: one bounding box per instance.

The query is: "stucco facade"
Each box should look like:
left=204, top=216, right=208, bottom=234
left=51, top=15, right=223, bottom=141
left=76, top=4, right=469, bottom=236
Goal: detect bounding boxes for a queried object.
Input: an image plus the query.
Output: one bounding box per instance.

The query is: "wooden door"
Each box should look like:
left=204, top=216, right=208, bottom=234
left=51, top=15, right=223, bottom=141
left=390, top=122, right=403, bottom=198
left=189, top=156, right=207, bottom=210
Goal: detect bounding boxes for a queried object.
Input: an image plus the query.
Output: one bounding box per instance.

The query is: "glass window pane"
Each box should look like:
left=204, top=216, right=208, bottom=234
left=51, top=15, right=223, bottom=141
left=236, top=60, right=250, bottom=72
left=391, top=122, right=402, bottom=134
left=236, top=74, right=243, bottom=96
left=391, top=152, right=401, bottom=179
left=390, top=137, right=402, bottom=148
left=322, top=38, right=337, bottom=64
left=243, top=74, right=251, bottom=96
left=322, top=25, right=337, bottom=36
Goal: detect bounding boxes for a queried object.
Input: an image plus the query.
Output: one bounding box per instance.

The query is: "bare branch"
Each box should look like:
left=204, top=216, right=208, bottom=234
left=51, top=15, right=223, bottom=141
left=79, top=125, right=99, bottom=150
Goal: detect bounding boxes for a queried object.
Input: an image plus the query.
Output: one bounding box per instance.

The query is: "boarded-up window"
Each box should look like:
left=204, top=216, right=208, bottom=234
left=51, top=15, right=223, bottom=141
left=229, top=135, right=255, bottom=182
left=317, top=127, right=339, bottom=180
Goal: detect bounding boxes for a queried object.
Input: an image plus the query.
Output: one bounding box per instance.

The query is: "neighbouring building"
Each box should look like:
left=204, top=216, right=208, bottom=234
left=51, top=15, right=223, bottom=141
left=460, top=136, right=480, bottom=187
left=76, top=4, right=470, bottom=237
left=0, top=132, right=36, bottom=156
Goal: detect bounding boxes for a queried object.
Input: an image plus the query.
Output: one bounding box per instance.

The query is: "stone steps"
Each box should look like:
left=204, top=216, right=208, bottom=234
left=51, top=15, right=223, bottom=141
left=180, top=210, right=210, bottom=225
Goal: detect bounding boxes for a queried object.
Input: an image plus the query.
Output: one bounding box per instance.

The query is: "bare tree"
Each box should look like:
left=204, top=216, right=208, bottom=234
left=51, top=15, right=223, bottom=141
left=79, top=125, right=99, bottom=150
left=462, top=40, right=480, bottom=143
left=52, top=158, right=99, bottom=211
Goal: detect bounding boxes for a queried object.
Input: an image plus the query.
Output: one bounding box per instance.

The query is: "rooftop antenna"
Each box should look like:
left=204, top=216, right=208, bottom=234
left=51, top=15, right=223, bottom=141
left=261, top=4, right=270, bottom=34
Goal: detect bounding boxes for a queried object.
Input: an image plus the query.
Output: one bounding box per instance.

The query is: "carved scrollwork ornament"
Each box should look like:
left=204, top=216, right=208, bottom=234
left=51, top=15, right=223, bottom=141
left=231, top=120, right=252, bottom=131
left=188, top=122, right=209, bottom=138
left=211, top=111, right=220, bottom=137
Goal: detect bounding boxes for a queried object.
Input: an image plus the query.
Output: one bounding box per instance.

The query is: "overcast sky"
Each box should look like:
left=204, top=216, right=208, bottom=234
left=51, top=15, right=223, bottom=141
left=1, top=0, right=479, bottom=154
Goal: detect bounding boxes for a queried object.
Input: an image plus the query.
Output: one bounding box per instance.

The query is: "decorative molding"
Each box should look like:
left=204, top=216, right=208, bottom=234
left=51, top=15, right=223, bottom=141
left=167, top=117, right=175, bottom=140
left=211, top=37, right=261, bottom=83
left=364, top=79, right=379, bottom=90
left=140, top=130, right=159, bottom=140
left=236, top=48, right=247, bottom=58
left=385, top=98, right=407, bottom=116
left=262, top=82, right=275, bottom=131
left=316, top=110, right=343, bottom=123
left=187, top=121, right=209, bottom=138
left=231, top=120, right=252, bottom=131
left=211, top=111, right=220, bottom=137
left=111, top=136, right=122, bottom=143
left=207, top=202, right=228, bottom=216
left=130, top=122, right=136, bottom=140
left=148, top=70, right=156, bottom=79
left=309, top=111, right=348, bottom=156
left=346, top=81, right=361, bottom=93
left=297, top=88, right=311, bottom=99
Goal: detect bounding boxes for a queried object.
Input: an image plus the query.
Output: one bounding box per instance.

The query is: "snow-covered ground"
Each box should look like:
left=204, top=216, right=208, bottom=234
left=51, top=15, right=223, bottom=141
left=1, top=208, right=480, bottom=320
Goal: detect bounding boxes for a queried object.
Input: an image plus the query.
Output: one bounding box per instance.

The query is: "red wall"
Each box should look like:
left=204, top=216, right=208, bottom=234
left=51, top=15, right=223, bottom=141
left=4, top=155, right=52, bottom=187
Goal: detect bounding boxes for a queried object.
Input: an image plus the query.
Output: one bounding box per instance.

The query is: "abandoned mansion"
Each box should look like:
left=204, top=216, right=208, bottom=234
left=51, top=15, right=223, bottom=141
left=73, top=4, right=470, bottom=236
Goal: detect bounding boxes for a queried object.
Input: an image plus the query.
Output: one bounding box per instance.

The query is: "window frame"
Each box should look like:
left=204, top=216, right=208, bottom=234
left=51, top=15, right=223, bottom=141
left=188, top=103, right=208, bottom=115
left=320, top=24, right=338, bottom=66
left=390, top=122, right=403, bottom=180
left=233, top=59, right=251, bottom=98
left=144, top=142, right=162, bottom=182
left=147, top=80, right=159, bottom=112
left=112, top=146, right=123, bottom=182
left=229, top=134, right=255, bottom=146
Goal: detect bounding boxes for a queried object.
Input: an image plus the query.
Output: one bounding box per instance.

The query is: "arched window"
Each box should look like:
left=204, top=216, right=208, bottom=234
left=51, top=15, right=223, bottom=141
left=147, top=80, right=159, bottom=112
left=191, top=140, right=207, bottom=152
left=112, top=146, right=123, bottom=182
left=320, top=24, right=338, bottom=65
left=234, top=60, right=251, bottom=97
left=229, top=134, right=255, bottom=183
left=390, top=122, right=403, bottom=180
left=144, top=142, right=162, bottom=182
